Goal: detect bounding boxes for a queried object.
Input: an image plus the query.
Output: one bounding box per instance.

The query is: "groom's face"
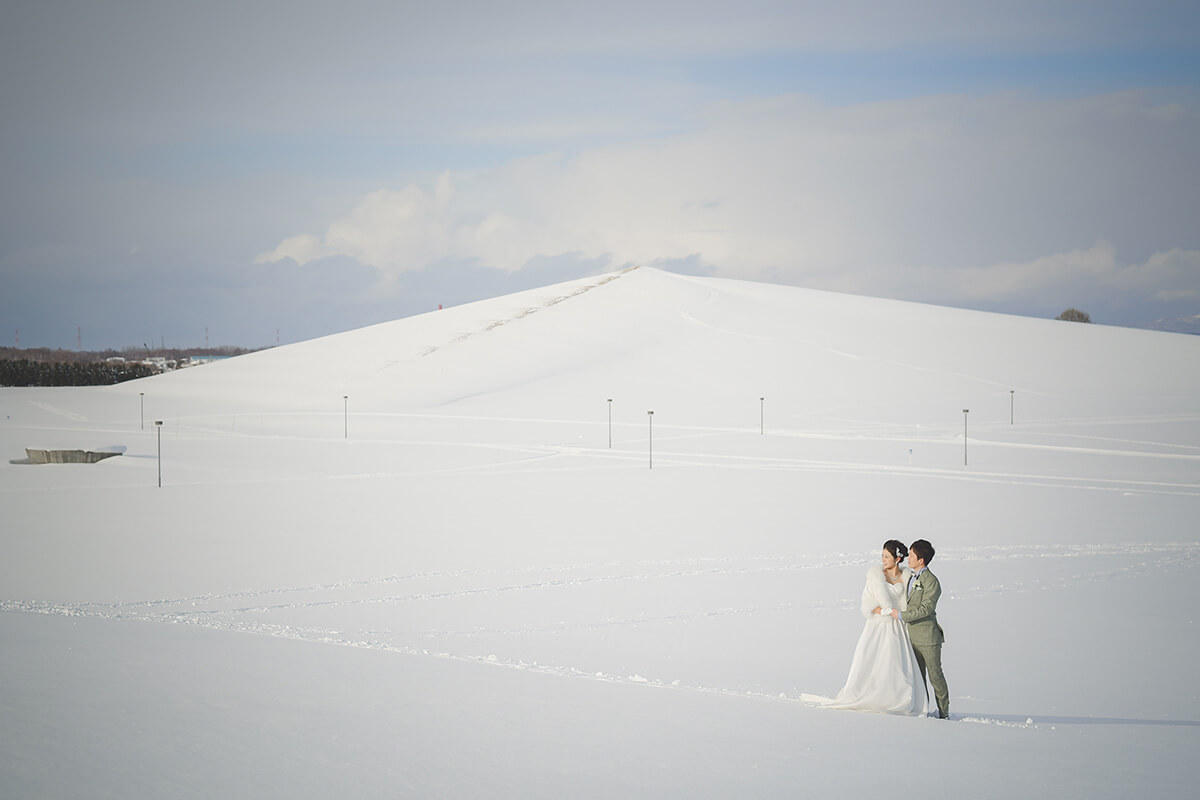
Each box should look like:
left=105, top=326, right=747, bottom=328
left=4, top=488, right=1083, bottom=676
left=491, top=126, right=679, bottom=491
left=908, top=551, right=923, bottom=570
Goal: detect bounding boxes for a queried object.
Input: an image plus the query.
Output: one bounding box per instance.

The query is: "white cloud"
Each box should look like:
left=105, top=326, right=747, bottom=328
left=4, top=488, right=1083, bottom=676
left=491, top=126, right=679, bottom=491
left=256, top=90, right=1200, bottom=317
left=256, top=174, right=457, bottom=273
left=254, top=234, right=335, bottom=267
left=881, top=242, right=1200, bottom=311
left=958, top=242, right=1124, bottom=300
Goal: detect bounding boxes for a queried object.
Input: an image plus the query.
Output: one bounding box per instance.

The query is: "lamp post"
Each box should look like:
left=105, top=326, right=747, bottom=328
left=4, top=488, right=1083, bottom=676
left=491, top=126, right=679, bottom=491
left=140, top=392, right=144, bottom=430
left=155, top=420, right=163, bottom=487
left=608, top=398, right=613, bottom=448
left=963, top=409, right=969, bottom=466
left=647, top=410, right=654, bottom=470
left=760, top=397, right=765, bottom=435
left=343, top=395, right=348, bottom=439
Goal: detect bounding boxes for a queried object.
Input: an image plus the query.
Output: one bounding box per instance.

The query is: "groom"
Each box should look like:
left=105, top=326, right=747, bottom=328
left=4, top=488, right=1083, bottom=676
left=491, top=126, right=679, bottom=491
left=889, top=539, right=949, bottom=719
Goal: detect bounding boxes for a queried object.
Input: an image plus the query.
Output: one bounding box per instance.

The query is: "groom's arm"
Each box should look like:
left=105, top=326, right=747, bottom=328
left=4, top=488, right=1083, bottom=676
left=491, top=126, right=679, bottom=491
left=900, top=573, right=941, bottom=623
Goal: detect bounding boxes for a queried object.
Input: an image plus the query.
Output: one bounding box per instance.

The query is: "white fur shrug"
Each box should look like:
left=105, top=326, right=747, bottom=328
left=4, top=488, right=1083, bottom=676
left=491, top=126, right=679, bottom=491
left=859, top=564, right=912, bottom=619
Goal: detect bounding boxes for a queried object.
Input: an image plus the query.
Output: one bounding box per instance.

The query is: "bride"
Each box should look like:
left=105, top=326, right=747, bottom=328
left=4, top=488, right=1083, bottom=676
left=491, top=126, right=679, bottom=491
left=803, top=540, right=927, bottom=715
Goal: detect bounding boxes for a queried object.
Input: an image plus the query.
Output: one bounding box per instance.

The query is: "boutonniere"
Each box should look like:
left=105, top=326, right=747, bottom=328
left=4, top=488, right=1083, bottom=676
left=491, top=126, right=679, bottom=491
left=912, top=581, right=923, bottom=591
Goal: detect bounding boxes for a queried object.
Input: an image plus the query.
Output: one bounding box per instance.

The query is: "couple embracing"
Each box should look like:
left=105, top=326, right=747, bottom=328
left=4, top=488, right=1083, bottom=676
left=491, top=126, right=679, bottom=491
left=806, top=539, right=950, bottom=719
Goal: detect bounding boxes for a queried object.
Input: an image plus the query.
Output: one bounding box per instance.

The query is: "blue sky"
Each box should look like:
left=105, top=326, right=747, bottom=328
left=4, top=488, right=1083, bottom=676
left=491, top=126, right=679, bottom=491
left=3, top=1, right=1199, bottom=349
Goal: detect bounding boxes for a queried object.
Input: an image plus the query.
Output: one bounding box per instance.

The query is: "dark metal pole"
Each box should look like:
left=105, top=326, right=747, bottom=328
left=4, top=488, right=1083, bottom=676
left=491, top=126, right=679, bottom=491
left=963, top=409, right=969, bottom=466
left=648, top=410, right=654, bottom=469
left=608, top=398, right=612, bottom=448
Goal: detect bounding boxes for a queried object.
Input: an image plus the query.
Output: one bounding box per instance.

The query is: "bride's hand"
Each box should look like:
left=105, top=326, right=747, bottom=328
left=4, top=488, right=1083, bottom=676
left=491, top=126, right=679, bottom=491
left=871, top=606, right=882, bottom=615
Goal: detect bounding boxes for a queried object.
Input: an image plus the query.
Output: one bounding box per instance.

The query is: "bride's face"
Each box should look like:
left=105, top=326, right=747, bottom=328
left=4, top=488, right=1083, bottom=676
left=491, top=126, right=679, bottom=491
left=881, top=549, right=897, bottom=569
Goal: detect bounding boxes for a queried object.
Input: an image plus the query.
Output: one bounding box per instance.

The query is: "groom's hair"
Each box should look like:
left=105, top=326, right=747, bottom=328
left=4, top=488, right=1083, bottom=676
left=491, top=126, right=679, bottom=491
left=910, top=539, right=935, bottom=564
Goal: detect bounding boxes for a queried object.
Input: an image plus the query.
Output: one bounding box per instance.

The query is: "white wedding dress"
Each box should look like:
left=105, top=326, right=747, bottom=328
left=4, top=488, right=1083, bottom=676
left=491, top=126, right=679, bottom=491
left=804, top=565, right=927, bottom=715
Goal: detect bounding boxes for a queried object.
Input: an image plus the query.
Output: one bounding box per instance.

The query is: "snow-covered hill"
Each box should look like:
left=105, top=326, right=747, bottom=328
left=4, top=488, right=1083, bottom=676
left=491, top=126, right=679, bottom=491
left=3, top=268, right=1199, bottom=797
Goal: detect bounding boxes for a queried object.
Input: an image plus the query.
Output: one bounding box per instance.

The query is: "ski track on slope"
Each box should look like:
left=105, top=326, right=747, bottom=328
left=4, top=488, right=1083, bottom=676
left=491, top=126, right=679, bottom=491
left=25, top=401, right=90, bottom=422
left=17, top=425, right=1182, bottom=498
left=472, top=442, right=1200, bottom=498
left=408, top=267, right=634, bottom=362
left=14, top=403, right=1195, bottom=498
left=3, top=541, right=1194, bottom=728
left=673, top=280, right=1034, bottom=397
left=678, top=286, right=773, bottom=341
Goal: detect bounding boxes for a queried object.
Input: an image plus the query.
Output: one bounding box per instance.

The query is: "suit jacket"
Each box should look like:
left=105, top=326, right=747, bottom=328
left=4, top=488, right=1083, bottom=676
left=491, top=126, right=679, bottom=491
left=904, top=568, right=945, bottom=646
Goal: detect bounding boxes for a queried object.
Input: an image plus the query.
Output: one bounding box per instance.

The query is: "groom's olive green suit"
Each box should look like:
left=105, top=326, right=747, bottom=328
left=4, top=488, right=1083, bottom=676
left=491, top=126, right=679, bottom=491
left=904, top=568, right=949, bottom=718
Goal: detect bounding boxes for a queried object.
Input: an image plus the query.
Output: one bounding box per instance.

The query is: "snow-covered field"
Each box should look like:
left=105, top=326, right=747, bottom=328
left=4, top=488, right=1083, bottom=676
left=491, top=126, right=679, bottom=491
left=3, top=267, right=1199, bottom=797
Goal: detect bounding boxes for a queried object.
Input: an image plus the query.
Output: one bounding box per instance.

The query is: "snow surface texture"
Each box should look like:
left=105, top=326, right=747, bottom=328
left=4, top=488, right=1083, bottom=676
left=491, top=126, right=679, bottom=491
left=2, top=267, right=1199, bottom=798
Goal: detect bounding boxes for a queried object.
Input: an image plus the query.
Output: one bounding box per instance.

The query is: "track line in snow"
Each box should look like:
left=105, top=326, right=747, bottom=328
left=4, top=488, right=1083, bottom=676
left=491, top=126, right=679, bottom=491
left=3, top=540, right=1194, bottom=725
left=0, top=597, right=1114, bottom=729
left=25, top=401, right=90, bottom=422
left=5, top=542, right=1192, bottom=623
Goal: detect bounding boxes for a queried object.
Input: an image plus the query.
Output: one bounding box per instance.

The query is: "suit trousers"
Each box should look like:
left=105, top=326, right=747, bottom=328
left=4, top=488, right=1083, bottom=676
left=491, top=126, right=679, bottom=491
left=911, top=642, right=949, bottom=718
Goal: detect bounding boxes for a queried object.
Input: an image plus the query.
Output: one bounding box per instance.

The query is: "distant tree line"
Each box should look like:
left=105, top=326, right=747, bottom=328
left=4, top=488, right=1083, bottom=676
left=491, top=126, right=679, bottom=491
left=0, top=345, right=265, bottom=386
left=0, top=358, right=157, bottom=386
left=0, top=344, right=263, bottom=364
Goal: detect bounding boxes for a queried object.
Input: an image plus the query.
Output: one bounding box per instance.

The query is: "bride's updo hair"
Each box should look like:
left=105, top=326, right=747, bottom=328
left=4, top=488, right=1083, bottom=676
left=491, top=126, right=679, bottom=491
left=883, top=540, right=908, bottom=561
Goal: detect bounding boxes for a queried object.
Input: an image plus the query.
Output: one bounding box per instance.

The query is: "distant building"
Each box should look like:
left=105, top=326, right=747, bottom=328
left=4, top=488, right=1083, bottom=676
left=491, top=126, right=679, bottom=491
left=140, top=357, right=176, bottom=372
